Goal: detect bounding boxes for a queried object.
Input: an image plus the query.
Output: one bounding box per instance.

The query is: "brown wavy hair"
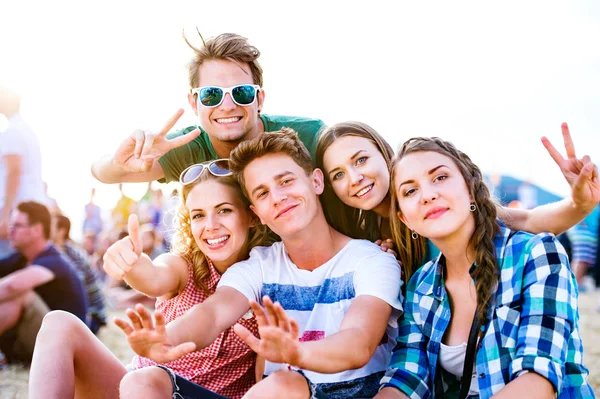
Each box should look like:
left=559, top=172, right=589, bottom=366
left=183, top=32, right=263, bottom=90
left=390, top=137, right=499, bottom=326
left=229, top=127, right=313, bottom=200
left=170, top=170, right=270, bottom=294
left=315, top=121, right=395, bottom=241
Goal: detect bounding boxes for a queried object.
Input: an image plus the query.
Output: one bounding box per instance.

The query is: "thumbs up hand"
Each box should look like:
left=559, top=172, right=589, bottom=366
left=103, top=214, right=144, bottom=280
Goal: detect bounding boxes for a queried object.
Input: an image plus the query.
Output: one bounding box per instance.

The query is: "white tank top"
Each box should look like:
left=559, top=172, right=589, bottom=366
left=439, top=342, right=480, bottom=396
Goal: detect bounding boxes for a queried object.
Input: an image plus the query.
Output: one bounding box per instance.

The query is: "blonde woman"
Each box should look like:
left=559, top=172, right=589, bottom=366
left=29, top=159, right=269, bottom=399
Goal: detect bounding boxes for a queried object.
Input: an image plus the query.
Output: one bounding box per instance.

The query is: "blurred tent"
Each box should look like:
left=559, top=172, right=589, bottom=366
left=486, top=175, right=563, bottom=207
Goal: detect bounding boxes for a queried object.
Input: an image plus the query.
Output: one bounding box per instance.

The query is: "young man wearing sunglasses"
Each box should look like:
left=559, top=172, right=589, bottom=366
left=91, top=32, right=325, bottom=185
left=115, top=129, right=403, bottom=399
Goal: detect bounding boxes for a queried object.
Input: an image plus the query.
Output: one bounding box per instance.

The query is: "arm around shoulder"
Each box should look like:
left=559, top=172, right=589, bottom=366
left=498, top=198, right=591, bottom=236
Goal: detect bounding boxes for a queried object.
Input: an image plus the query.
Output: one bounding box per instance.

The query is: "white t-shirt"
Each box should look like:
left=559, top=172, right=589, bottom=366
left=218, top=239, right=404, bottom=384
left=0, top=114, right=46, bottom=210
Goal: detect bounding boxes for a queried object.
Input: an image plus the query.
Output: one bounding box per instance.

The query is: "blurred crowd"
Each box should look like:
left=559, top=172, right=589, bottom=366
left=0, top=86, right=181, bottom=363
left=80, top=183, right=177, bottom=310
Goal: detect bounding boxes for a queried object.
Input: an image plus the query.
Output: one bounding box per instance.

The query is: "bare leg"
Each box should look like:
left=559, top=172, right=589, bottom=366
left=0, top=289, right=40, bottom=334
left=29, top=311, right=127, bottom=399
left=243, top=370, right=310, bottom=399
left=119, top=367, right=173, bottom=399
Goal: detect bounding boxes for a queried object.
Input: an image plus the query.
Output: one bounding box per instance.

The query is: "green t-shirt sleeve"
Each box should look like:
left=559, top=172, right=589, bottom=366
left=261, top=115, right=327, bottom=162
left=157, top=126, right=217, bottom=183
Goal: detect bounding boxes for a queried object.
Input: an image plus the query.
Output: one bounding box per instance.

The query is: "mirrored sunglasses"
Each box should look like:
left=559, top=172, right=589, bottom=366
left=191, top=84, right=260, bottom=108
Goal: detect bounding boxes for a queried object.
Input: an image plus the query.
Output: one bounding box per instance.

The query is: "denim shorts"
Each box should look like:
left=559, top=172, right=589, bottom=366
left=297, top=370, right=385, bottom=399
left=155, top=365, right=228, bottom=399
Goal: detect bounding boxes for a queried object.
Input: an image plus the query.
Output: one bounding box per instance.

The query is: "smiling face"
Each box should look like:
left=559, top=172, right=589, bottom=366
left=186, top=179, right=254, bottom=269
left=188, top=59, right=265, bottom=145
left=243, top=153, right=324, bottom=240
left=322, top=135, right=390, bottom=213
left=393, top=151, right=475, bottom=242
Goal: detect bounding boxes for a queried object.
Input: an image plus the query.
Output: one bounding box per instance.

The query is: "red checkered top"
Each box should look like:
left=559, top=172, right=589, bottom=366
left=132, top=259, right=259, bottom=399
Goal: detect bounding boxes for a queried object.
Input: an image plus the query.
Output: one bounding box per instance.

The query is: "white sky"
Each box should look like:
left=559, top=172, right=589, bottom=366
left=1, top=0, right=599, bottom=239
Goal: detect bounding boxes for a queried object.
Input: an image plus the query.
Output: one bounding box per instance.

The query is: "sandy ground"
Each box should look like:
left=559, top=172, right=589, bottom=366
left=2, top=292, right=600, bottom=398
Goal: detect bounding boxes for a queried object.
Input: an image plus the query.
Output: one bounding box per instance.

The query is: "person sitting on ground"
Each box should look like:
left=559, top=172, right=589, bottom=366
left=0, top=201, right=87, bottom=363
left=53, top=214, right=107, bottom=334
left=377, top=137, right=593, bottom=398
left=28, top=163, right=270, bottom=399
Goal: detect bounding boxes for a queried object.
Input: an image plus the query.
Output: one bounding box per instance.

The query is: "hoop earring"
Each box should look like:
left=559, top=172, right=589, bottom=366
left=411, top=231, right=418, bottom=239
left=470, top=203, right=477, bottom=212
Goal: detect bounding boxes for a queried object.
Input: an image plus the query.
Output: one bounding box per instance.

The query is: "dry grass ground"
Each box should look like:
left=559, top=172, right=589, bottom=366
left=2, top=292, right=600, bottom=399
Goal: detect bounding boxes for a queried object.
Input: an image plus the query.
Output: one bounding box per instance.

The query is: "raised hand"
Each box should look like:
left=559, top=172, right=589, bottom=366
left=103, top=214, right=143, bottom=280
left=114, top=109, right=201, bottom=173
left=234, top=296, right=304, bottom=367
left=114, top=304, right=196, bottom=363
left=541, top=122, right=599, bottom=211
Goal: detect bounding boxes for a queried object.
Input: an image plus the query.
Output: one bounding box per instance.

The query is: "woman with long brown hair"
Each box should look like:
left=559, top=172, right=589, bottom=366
left=377, top=137, right=593, bottom=398
left=316, top=121, right=599, bottom=280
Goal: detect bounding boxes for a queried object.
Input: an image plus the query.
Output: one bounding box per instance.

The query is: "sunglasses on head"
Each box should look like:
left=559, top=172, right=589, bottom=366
left=179, top=159, right=232, bottom=186
left=191, top=84, right=261, bottom=108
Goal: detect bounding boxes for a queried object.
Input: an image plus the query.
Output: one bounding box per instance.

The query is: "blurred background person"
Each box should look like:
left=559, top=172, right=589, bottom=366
left=53, top=214, right=107, bottom=334
left=517, top=179, right=539, bottom=209
left=111, top=183, right=136, bottom=233
left=140, top=223, right=166, bottom=260
left=0, top=87, right=47, bottom=258
left=89, top=230, right=116, bottom=284
left=161, top=187, right=180, bottom=250
left=82, top=231, right=97, bottom=258
left=83, top=188, right=103, bottom=236
left=43, top=182, right=61, bottom=216
left=0, top=201, right=87, bottom=363
left=567, top=205, right=599, bottom=291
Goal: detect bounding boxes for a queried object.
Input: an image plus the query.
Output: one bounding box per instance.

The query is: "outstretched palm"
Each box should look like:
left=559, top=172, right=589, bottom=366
left=542, top=122, right=600, bottom=211
left=234, top=296, right=304, bottom=367
left=114, top=304, right=196, bottom=364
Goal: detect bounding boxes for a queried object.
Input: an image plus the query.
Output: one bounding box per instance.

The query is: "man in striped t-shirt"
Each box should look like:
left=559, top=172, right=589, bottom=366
left=117, top=128, right=403, bottom=399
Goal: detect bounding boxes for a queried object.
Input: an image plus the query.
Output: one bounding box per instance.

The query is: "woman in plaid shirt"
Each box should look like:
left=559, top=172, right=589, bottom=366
left=377, top=137, right=594, bottom=398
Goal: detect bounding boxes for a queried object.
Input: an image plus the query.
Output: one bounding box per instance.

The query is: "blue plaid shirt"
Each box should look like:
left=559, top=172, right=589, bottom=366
left=381, top=221, right=594, bottom=398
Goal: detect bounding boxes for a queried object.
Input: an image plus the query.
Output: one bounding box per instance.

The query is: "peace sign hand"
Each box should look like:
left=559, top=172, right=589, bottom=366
left=541, top=122, right=599, bottom=213
left=114, top=109, right=201, bottom=173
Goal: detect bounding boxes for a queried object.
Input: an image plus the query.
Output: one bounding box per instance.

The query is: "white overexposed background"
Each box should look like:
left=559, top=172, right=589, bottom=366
left=1, top=0, right=599, bottom=240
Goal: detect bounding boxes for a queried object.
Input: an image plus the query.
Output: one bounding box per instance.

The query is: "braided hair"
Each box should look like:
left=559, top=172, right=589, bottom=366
left=390, top=137, right=499, bottom=326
